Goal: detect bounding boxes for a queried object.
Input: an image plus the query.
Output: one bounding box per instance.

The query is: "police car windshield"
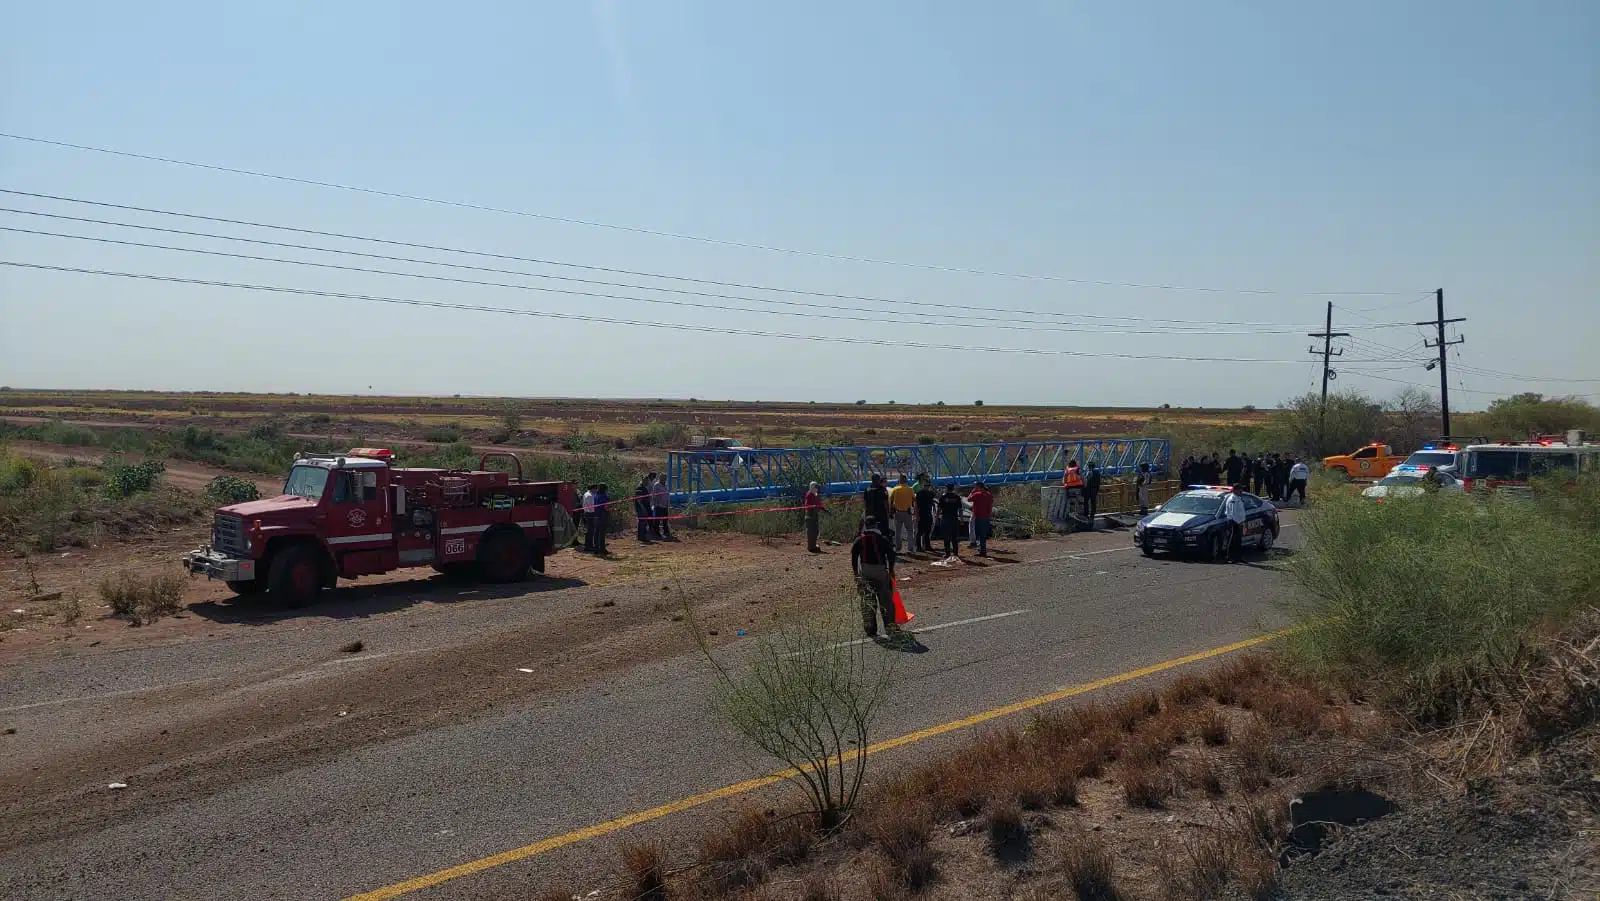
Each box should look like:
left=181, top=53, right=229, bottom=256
left=1404, top=452, right=1455, bottom=467
left=283, top=465, right=329, bottom=500
left=1162, top=494, right=1224, bottom=515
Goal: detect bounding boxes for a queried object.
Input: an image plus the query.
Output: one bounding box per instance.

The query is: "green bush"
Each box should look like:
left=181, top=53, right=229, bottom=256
left=635, top=421, right=691, bottom=447
left=101, top=458, right=165, bottom=498
left=0, top=454, right=39, bottom=493
left=98, top=569, right=187, bottom=624
left=34, top=421, right=98, bottom=446
left=205, top=475, right=261, bottom=505
left=423, top=424, right=463, bottom=443
left=1283, top=484, right=1600, bottom=723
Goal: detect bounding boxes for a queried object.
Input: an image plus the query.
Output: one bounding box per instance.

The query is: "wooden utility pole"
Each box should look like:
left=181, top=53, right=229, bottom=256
left=1417, top=289, right=1466, bottom=436
left=1308, top=301, right=1349, bottom=448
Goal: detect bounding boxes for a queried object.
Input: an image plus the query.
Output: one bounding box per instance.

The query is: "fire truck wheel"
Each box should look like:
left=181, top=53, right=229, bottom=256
left=269, top=545, right=325, bottom=607
left=227, top=579, right=266, bottom=596
left=477, top=529, right=531, bottom=583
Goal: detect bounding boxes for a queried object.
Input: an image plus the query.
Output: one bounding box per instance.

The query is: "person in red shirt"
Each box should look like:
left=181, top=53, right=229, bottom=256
left=803, top=481, right=824, bottom=553
left=968, top=480, right=995, bottom=557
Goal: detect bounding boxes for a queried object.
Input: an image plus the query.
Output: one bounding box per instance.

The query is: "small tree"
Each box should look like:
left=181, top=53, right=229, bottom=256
left=502, top=406, right=523, bottom=432
left=1385, top=387, right=1441, bottom=452
left=974, top=400, right=984, bottom=407
left=691, top=597, right=897, bottom=830
left=855, top=399, right=867, bottom=406
left=1269, top=390, right=1384, bottom=457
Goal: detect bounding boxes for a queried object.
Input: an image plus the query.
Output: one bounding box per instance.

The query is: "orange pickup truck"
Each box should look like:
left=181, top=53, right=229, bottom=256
left=1323, top=443, right=1404, bottom=479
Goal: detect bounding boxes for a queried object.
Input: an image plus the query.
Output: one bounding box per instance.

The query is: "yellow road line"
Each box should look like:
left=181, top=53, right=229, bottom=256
left=345, top=631, right=1280, bottom=900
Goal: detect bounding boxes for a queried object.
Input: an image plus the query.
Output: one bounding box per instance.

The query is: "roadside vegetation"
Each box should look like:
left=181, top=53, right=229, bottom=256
left=0, top=445, right=208, bottom=554
left=540, top=477, right=1598, bottom=900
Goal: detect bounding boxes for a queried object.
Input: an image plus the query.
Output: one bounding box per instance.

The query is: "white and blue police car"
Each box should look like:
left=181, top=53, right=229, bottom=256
left=1133, top=486, right=1280, bottom=560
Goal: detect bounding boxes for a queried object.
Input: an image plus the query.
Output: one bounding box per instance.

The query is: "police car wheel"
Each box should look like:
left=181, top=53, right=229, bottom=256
left=1140, top=544, right=1155, bottom=557
left=1259, top=527, right=1276, bottom=552
left=1206, top=531, right=1227, bottom=563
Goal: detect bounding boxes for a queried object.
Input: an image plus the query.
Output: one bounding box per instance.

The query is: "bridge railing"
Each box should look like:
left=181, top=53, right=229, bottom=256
left=665, top=438, right=1171, bottom=505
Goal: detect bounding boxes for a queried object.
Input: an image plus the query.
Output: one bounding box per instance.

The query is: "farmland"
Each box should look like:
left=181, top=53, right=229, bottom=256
left=0, top=388, right=1265, bottom=454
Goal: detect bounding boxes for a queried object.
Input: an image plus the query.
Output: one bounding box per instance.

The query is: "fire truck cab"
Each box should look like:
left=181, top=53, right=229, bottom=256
left=184, top=449, right=578, bottom=606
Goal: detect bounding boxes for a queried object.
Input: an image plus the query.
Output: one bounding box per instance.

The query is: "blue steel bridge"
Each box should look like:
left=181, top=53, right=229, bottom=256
left=665, top=438, right=1171, bottom=505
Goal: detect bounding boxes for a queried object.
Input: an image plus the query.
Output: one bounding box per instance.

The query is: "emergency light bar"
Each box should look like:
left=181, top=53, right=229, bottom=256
left=348, top=448, right=394, bottom=459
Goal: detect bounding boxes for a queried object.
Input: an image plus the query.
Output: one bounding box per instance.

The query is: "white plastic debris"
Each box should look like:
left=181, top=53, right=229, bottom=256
left=11, top=609, right=24, bottom=615
left=107, top=782, right=128, bottom=790
left=517, top=667, right=534, bottom=673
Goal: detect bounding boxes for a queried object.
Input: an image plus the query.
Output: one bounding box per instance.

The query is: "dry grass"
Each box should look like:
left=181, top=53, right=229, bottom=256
left=619, top=841, right=668, bottom=901
left=1060, top=833, right=1121, bottom=901
left=1197, top=708, right=1231, bottom=746
left=799, top=873, right=842, bottom=901
left=1177, top=755, right=1226, bottom=796
left=695, top=808, right=771, bottom=893
left=986, top=798, right=1030, bottom=861
left=1164, top=673, right=1211, bottom=707
left=1120, top=758, right=1174, bottom=809
left=1112, top=690, right=1163, bottom=732
left=97, top=569, right=186, bottom=625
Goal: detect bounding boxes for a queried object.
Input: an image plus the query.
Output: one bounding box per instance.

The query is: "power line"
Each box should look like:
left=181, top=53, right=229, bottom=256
left=0, top=259, right=1325, bottom=364
left=0, top=189, right=1422, bottom=329
left=0, top=213, right=1361, bottom=337
left=0, top=133, right=1419, bottom=296
left=0, top=224, right=1358, bottom=338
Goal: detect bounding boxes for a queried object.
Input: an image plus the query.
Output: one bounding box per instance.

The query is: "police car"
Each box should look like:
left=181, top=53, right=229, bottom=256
left=1397, top=443, right=1465, bottom=477
left=1133, top=486, right=1280, bottom=560
left=1360, top=464, right=1465, bottom=500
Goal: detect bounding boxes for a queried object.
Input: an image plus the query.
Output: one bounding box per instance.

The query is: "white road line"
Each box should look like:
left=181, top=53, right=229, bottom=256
left=825, top=608, right=1030, bottom=650
left=0, top=677, right=218, bottom=713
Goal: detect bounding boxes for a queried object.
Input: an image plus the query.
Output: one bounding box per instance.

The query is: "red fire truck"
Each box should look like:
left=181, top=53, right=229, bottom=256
left=1460, top=431, right=1600, bottom=494
left=184, top=449, right=578, bottom=606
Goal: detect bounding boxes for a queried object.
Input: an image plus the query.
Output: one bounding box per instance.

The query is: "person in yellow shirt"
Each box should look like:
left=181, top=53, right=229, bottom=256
left=888, top=474, right=917, bottom=553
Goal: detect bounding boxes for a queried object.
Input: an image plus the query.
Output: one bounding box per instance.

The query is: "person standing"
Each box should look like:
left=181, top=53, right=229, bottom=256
left=889, top=475, right=916, bottom=553
left=648, top=473, right=672, bottom=539
left=1222, top=484, right=1247, bottom=563
left=1082, top=462, right=1102, bottom=526
left=1224, top=450, right=1243, bottom=487
left=1136, top=462, right=1153, bottom=516
left=591, top=484, right=610, bottom=555
left=968, top=480, right=994, bottom=556
left=937, top=484, right=964, bottom=559
left=1251, top=453, right=1267, bottom=495
left=862, top=474, right=890, bottom=533
left=581, top=484, right=597, bottom=552
left=850, top=517, right=899, bottom=638
left=914, top=473, right=936, bottom=553
left=1274, top=454, right=1292, bottom=502
left=633, top=476, right=654, bottom=543
left=803, top=481, right=824, bottom=552
left=1287, top=458, right=1310, bottom=506
left=1179, top=456, right=1196, bottom=486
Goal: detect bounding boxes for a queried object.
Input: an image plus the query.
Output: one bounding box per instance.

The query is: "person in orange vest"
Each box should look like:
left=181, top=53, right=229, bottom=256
left=1063, top=458, right=1085, bottom=525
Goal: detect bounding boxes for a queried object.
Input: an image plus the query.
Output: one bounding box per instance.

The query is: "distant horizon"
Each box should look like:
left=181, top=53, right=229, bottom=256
left=0, top=385, right=1504, bottom=414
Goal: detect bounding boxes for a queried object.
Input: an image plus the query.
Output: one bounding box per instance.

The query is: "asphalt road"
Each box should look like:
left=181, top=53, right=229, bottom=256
left=1, top=523, right=1300, bottom=900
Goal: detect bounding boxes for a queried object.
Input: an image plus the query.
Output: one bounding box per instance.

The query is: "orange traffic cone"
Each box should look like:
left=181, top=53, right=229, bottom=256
left=891, top=584, right=915, bottom=626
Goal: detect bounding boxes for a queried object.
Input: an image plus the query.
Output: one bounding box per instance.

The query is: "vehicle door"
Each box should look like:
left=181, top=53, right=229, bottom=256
left=324, top=467, right=390, bottom=549
left=1351, top=445, right=1379, bottom=477
left=1242, top=494, right=1268, bottom=543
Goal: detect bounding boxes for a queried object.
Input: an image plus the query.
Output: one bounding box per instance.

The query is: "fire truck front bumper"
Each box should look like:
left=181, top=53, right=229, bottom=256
left=183, top=547, right=257, bottom=582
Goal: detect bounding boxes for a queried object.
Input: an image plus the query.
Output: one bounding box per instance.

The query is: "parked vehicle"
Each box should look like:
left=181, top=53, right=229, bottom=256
left=1133, top=487, right=1279, bottom=560
left=184, top=449, right=577, bottom=606
left=1361, top=464, right=1465, bottom=500
left=1460, top=432, right=1600, bottom=495
left=1322, top=443, right=1403, bottom=479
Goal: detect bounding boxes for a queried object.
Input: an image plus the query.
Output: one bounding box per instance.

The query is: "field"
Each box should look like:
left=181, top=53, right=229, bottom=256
left=0, top=389, right=1267, bottom=454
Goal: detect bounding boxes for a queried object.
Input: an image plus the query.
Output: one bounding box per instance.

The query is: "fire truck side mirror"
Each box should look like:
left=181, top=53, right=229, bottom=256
left=393, top=483, right=406, bottom=516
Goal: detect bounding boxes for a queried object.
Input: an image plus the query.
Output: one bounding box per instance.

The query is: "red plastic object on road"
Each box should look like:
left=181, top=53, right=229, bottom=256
left=892, top=585, right=915, bottom=626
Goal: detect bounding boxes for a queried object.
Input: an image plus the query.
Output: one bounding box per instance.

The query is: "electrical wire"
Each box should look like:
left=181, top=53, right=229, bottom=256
left=0, top=133, right=1420, bottom=296
left=0, top=189, right=1421, bottom=330
left=0, top=213, right=1371, bottom=337
left=0, top=224, right=1364, bottom=338
left=0, top=259, right=1328, bottom=364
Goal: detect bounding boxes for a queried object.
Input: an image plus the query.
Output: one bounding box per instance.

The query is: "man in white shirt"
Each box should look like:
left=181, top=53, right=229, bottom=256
left=1221, top=485, right=1248, bottom=563
left=581, top=486, right=598, bottom=553
left=1287, top=459, right=1311, bottom=506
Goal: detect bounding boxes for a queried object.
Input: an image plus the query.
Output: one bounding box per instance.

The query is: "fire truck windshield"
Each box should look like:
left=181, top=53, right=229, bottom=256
left=283, top=465, right=330, bottom=500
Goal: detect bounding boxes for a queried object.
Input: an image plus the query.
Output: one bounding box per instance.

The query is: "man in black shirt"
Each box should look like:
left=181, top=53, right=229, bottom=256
left=1224, top=450, right=1243, bottom=487
left=851, top=517, right=898, bottom=637
left=913, top=473, right=936, bottom=553
left=936, top=484, right=964, bottom=559
left=1083, top=462, right=1103, bottom=526
left=862, top=474, right=890, bottom=535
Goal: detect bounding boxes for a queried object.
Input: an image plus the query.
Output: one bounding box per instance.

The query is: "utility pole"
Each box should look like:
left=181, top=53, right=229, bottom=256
left=1417, top=288, right=1466, bottom=436
left=1308, top=300, right=1349, bottom=451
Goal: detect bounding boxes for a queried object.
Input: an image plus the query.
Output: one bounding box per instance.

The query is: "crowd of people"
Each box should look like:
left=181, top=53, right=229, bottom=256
left=576, top=472, right=678, bottom=554
left=1178, top=449, right=1311, bottom=506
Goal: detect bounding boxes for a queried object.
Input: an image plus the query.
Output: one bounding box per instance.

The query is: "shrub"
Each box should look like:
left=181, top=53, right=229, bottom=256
left=423, top=423, right=463, bottom=443
left=205, top=475, right=260, bottom=505
left=1060, top=834, right=1120, bottom=901
left=635, top=421, right=690, bottom=447
left=916, top=434, right=937, bottom=445
left=101, top=458, right=165, bottom=498
left=1283, top=486, right=1600, bottom=723
left=618, top=841, right=667, bottom=901
left=1120, top=759, right=1172, bottom=808
left=98, top=569, right=186, bottom=624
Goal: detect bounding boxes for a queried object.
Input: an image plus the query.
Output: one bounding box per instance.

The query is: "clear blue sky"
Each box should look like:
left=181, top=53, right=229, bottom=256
left=2, top=1, right=1595, bottom=408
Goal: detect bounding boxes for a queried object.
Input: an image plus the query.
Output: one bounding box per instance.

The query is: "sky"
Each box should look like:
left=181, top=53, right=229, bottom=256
left=1, top=0, right=1596, bottom=409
